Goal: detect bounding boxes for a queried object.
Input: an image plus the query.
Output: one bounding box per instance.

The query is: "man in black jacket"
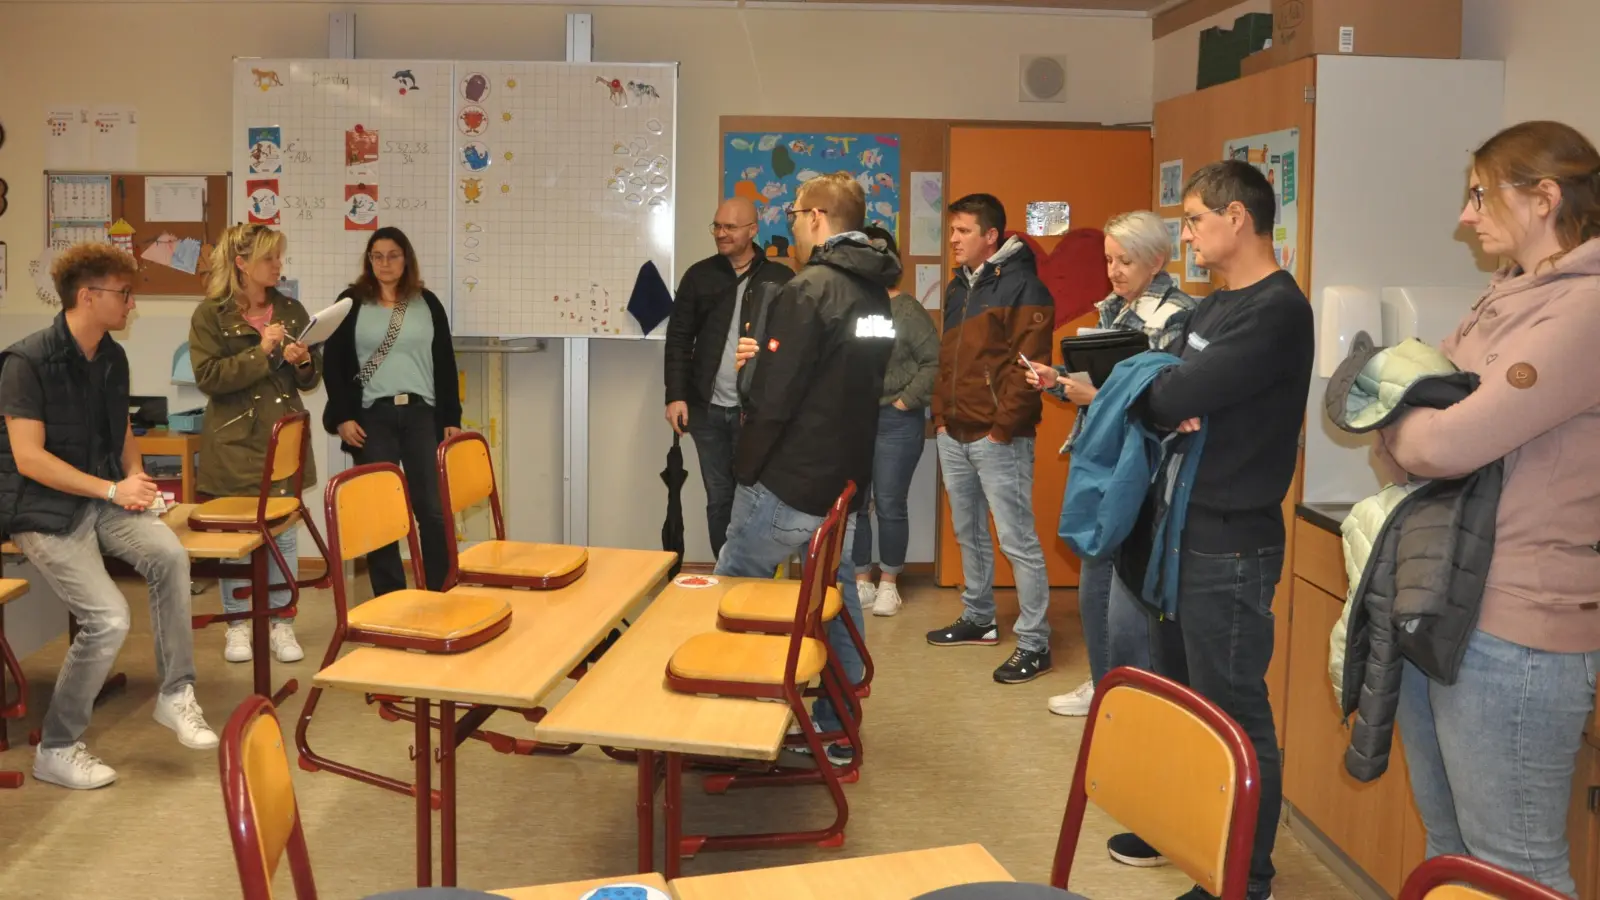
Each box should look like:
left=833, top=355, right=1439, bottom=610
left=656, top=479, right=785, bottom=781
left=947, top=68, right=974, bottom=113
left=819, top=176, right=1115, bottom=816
left=663, top=197, right=792, bottom=560
left=719, top=172, right=899, bottom=763
left=0, top=243, right=218, bottom=790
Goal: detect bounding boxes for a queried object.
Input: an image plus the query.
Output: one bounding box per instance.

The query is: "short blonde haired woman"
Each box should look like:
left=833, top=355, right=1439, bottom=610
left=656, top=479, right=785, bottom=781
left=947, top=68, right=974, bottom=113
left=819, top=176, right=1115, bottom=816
left=1026, top=210, right=1197, bottom=719
left=188, top=223, right=320, bottom=666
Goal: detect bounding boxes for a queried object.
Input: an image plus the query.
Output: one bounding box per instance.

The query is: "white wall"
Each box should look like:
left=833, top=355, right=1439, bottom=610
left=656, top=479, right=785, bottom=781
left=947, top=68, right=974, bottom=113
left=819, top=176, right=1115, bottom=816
left=0, top=2, right=1154, bottom=570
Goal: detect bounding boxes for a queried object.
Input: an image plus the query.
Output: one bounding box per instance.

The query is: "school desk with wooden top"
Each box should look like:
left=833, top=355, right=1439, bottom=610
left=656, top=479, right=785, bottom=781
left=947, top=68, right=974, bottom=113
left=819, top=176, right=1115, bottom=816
left=311, top=547, right=676, bottom=889
left=533, top=576, right=800, bottom=880
left=1, top=501, right=306, bottom=706
left=669, top=844, right=1016, bottom=900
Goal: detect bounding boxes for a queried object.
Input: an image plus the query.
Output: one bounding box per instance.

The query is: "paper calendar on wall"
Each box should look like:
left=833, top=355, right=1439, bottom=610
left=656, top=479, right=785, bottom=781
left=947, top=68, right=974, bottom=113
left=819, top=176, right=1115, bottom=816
left=231, top=58, right=677, bottom=339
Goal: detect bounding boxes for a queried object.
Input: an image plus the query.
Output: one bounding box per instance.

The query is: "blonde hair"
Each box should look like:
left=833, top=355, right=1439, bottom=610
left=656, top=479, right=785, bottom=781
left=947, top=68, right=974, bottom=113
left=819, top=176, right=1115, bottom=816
left=51, top=242, right=137, bottom=310
left=1472, top=120, right=1600, bottom=270
left=796, top=172, right=867, bottom=234
left=1104, top=211, right=1173, bottom=269
left=205, top=223, right=287, bottom=309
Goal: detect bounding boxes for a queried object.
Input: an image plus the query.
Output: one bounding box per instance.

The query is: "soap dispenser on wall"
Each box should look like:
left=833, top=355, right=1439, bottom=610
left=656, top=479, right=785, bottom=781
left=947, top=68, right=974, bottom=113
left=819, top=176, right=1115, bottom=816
left=1318, top=286, right=1383, bottom=378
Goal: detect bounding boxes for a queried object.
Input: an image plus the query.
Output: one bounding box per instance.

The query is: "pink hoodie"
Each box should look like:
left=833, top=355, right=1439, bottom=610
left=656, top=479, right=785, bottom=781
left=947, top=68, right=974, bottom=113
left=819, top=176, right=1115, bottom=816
left=1384, top=237, right=1600, bottom=654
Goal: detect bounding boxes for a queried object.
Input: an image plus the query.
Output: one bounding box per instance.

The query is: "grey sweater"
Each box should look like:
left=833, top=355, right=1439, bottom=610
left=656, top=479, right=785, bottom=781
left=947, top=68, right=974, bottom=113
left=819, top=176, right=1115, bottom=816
left=881, top=292, right=940, bottom=408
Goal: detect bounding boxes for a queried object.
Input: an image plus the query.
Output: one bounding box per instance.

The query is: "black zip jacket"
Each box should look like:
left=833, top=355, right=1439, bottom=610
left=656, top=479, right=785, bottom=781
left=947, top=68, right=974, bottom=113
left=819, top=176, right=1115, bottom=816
left=663, top=249, right=793, bottom=407
left=322, top=288, right=462, bottom=454
left=736, top=235, right=901, bottom=516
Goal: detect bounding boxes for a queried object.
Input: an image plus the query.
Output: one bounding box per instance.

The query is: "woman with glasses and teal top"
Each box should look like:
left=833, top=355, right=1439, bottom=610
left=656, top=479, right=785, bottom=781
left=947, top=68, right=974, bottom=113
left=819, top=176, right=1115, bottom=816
left=190, top=223, right=319, bottom=666
left=1023, top=210, right=1197, bottom=719
left=321, top=226, right=461, bottom=598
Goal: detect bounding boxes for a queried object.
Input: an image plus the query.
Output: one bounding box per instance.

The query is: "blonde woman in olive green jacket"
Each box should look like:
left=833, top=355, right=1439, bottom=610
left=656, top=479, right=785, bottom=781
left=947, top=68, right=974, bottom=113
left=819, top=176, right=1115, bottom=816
left=188, top=223, right=320, bottom=665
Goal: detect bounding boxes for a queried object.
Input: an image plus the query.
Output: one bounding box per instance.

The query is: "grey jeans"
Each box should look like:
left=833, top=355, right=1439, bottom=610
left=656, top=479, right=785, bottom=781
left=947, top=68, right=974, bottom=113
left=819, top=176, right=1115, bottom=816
left=13, top=502, right=195, bottom=749
left=1398, top=628, right=1600, bottom=897
left=935, top=432, right=1052, bottom=653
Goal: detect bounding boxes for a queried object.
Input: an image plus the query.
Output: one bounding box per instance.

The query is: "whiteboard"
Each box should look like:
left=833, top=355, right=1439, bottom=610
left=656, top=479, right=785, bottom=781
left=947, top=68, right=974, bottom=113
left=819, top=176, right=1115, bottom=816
left=232, top=58, right=677, bottom=339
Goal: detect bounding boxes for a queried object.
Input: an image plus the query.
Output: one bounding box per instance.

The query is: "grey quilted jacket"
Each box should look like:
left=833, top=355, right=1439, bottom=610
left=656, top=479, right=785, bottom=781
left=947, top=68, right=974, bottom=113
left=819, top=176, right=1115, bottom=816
left=1323, top=336, right=1502, bottom=782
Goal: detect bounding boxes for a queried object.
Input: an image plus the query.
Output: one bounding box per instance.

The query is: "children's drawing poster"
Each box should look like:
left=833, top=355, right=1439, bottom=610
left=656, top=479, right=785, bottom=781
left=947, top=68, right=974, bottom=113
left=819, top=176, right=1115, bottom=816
left=722, top=132, right=901, bottom=260
left=1222, top=128, right=1299, bottom=274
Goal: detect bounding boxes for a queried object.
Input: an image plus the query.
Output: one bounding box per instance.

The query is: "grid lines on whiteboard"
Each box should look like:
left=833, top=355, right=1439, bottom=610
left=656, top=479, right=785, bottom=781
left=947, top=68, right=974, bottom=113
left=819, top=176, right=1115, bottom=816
left=450, top=61, right=676, bottom=338
left=233, top=59, right=453, bottom=314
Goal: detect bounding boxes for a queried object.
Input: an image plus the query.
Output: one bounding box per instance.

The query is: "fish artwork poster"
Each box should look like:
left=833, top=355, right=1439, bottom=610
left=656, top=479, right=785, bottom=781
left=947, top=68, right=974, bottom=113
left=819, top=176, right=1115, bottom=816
left=722, top=132, right=901, bottom=260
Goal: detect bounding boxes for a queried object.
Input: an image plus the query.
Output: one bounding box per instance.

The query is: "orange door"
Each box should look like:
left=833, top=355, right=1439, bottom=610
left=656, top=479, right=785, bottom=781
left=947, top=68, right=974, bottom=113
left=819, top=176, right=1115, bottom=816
left=937, top=126, right=1152, bottom=588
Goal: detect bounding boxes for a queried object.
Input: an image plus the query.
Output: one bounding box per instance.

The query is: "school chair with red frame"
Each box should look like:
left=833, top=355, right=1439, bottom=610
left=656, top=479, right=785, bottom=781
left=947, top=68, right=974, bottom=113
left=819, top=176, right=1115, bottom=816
left=1399, top=854, right=1572, bottom=900
left=1051, top=666, right=1261, bottom=900
left=220, top=694, right=318, bottom=900
left=662, top=482, right=863, bottom=853
left=295, top=463, right=512, bottom=796
left=436, top=430, right=587, bottom=590
left=0, top=578, right=30, bottom=789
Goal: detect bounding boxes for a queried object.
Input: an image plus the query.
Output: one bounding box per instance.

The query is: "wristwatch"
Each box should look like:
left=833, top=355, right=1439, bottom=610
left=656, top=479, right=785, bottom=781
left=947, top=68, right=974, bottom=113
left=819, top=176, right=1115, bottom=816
left=106, top=482, right=118, bottom=502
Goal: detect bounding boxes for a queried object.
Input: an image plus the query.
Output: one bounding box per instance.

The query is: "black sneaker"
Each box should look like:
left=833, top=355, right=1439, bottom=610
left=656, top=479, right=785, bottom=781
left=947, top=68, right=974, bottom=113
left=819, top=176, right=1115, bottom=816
left=1176, top=885, right=1274, bottom=900
left=926, top=617, right=999, bottom=647
left=824, top=741, right=855, bottom=766
left=1108, top=832, right=1169, bottom=867
left=993, top=647, right=1052, bottom=684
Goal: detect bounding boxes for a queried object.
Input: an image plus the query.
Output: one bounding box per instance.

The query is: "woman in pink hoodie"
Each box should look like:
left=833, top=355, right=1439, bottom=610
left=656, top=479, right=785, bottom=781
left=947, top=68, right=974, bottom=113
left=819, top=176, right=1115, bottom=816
left=1378, top=120, right=1600, bottom=895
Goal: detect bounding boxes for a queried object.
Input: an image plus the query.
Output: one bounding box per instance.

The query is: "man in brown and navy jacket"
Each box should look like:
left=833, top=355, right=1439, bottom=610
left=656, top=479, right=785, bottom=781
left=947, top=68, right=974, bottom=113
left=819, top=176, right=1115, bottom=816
left=927, top=193, right=1057, bottom=685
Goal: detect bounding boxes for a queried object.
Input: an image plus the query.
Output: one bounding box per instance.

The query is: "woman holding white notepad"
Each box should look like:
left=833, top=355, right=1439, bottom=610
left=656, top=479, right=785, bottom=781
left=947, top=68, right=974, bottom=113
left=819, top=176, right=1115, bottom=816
left=321, top=227, right=461, bottom=597
left=1023, top=210, right=1196, bottom=719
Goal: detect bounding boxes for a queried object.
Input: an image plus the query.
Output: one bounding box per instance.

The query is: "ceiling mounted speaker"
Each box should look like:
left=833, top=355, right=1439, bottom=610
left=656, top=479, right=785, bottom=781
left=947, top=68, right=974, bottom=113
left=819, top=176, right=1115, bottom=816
left=1019, top=55, right=1068, bottom=103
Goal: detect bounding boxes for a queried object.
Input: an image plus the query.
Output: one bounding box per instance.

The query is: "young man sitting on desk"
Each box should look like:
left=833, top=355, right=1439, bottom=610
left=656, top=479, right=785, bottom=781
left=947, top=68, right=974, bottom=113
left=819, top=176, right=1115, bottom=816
left=722, top=172, right=900, bottom=765
left=0, top=243, right=218, bottom=790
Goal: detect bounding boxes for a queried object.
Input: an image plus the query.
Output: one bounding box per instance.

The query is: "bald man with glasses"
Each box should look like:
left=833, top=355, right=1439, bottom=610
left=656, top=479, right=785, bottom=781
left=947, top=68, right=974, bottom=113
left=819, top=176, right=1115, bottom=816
left=663, top=197, right=793, bottom=560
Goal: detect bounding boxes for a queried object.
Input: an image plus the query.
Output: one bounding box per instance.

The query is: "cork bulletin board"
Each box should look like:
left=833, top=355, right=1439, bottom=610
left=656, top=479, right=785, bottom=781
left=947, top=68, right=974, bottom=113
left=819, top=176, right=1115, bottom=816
left=45, top=171, right=230, bottom=297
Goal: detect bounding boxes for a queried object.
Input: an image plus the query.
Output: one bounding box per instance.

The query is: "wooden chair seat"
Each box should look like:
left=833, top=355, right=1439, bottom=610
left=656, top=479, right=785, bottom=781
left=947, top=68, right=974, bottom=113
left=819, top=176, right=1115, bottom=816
left=0, top=579, right=28, bottom=605
left=346, top=589, right=512, bottom=653
left=189, top=496, right=301, bottom=528
left=668, top=631, right=828, bottom=685
left=718, top=582, right=841, bottom=625
left=458, top=540, right=588, bottom=588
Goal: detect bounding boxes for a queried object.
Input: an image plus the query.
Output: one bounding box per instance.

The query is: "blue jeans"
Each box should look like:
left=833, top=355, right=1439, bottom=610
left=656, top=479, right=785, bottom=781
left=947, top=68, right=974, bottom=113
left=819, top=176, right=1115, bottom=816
left=714, top=483, right=863, bottom=734
left=935, top=432, right=1051, bottom=653
left=687, top=403, right=741, bottom=559
left=220, top=530, right=297, bottom=623
left=852, top=405, right=927, bottom=576
left=1149, top=546, right=1284, bottom=894
left=1398, top=629, right=1600, bottom=896
left=1077, top=556, right=1150, bottom=686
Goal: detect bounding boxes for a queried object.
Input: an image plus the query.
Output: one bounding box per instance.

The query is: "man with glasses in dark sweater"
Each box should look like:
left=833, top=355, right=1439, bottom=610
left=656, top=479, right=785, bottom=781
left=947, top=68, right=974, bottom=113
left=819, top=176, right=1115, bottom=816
left=1105, top=160, right=1313, bottom=900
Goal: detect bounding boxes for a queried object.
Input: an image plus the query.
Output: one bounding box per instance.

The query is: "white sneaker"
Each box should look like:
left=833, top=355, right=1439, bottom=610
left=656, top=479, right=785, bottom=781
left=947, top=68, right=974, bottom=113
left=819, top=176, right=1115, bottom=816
left=33, top=742, right=117, bottom=789
left=223, top=622, right=252, bottom=663
left=154, top=684, right=220, bottom=750
left=270, top=621, right=304, bottom=663
left=1047, top=680, right=1096, bottom=717
left=871, top=581, right=903, bottom=617
left=856, top=579, right=876, bottom=611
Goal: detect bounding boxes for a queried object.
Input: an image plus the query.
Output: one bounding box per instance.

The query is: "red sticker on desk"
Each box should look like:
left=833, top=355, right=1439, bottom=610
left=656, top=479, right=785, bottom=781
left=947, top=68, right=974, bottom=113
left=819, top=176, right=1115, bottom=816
left=673, top=575, right=719, bottom=589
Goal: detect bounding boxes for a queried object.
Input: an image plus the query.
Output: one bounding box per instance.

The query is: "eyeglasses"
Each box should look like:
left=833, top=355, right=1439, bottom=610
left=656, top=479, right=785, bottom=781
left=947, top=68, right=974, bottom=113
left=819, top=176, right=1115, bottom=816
left=369, top=252, right=406, bottom=264
left=1180, top=206, right=1228, bottom=232
left=785, top=207, right=828, bottom=226
left=86, top=286, right=135, bottom=303
left=709, top=222, right=755, bottom=235
left=1467, top=181, right=1532, bottom=212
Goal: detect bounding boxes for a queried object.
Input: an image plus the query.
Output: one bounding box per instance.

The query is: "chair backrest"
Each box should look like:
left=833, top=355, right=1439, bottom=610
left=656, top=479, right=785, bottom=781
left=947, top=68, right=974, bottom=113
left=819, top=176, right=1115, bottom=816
left=1051, top=666, right=1259, bottom=899
left=438, top=431, right=503, bottom=526
left=219, top=695, right=318, bottom=900
left=781, top=482, right=854, bottom=684
left=324, top=464, right=428, bottom=613
left=1399, top=854, right=1571, bottom=900
left=268, top=413, right=308, bottom=484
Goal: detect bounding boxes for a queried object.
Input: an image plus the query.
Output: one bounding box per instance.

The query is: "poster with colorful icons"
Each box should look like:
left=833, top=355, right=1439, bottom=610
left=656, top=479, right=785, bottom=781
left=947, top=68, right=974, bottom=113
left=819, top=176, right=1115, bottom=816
left=1222, top=127, right=1299, bottom=274
left=722, top=132, right=901, bottom=259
